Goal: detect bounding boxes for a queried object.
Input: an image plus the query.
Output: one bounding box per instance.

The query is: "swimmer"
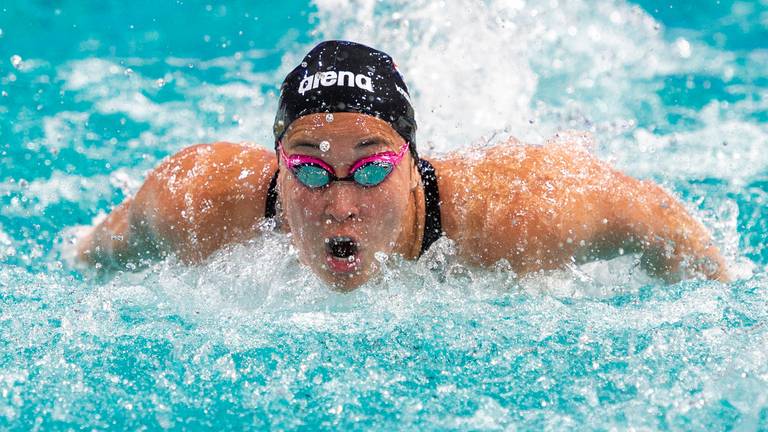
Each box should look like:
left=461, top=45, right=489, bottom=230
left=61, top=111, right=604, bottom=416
left=75, top=40, right=730, bottom=290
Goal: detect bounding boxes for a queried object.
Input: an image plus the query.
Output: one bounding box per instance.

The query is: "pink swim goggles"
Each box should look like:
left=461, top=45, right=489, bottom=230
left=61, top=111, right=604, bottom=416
left=279, top=140, right=410, bottom=189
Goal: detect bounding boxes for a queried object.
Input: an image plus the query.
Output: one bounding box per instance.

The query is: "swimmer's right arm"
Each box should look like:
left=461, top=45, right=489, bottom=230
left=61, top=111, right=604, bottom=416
left=76, top=142, right=277, bottom=270
left=75, top=197, right=158, bottom=269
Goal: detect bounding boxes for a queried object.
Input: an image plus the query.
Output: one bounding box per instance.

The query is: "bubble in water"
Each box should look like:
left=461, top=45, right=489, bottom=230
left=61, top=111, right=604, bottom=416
left=155, top=78, right=166, bottom=88
left=374, top=251, right=388, bottom=263
left=675, top=37, right=692, bottom=58
left=124, top=68, right=134, bottom=76
left=0, top=28, right=4, bottom=38
left=319, top=140, right=330, bottom=152
left=10, top=55, right=22, bottom=69
left=325, top=113, right=334, bottom=123
left=301, top=61, right=308, bottom=67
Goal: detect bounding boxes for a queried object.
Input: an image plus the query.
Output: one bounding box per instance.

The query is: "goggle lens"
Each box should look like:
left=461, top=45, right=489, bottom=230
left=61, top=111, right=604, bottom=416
left=353, top=162, right=394, bottom=187
left=294, top=164, right=332, bottom=188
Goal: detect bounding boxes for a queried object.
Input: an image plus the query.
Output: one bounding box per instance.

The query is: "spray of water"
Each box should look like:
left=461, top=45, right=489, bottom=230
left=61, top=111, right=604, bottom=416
left=1, top=0, right=767, bottom=428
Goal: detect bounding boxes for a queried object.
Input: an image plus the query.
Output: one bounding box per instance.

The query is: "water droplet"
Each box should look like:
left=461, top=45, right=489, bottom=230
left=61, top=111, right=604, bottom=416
left=301, top=61, right=308, bottom=67
left=325, top=113, right=334, bottom=123
left=347, top=255, right=355, bottom=262
left=675, top=37, right=691, bottom=58
left=374, top=251, right=388, bottom=263
left=319, top=140, right=330, bottom=152
left=10, top=55, right=22, bottom=69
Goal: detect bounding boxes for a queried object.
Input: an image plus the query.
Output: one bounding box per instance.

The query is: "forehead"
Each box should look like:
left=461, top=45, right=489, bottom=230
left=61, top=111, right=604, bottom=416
left=284, top=113, right=401, bottom=144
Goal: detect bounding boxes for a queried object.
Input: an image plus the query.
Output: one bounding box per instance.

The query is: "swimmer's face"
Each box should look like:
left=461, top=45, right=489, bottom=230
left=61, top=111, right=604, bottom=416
left=278, top=113, right=419, bottom=290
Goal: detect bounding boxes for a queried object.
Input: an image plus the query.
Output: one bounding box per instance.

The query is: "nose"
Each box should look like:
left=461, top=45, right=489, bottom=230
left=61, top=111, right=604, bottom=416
left=324, top=182, right=360, bottom=222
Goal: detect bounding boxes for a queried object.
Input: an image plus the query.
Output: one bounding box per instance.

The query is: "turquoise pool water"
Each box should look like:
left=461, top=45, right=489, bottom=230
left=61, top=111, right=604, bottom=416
left=1, top=0, right=767, bottom=429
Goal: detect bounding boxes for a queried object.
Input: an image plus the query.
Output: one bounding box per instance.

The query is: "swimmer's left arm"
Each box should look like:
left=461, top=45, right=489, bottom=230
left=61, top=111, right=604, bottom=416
left=445, top=144, right=730, bottom=282
left=592, top=172, right=730, bottom=283
left=559, top=150, right=730, bottom=283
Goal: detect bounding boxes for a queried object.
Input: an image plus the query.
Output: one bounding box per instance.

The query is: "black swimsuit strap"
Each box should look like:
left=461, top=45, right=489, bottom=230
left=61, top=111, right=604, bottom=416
left=264, top=169, right=280, bottom=220
left=416, top=158, right=443, bottom=255
left=263, top=159, right=442, bottom=256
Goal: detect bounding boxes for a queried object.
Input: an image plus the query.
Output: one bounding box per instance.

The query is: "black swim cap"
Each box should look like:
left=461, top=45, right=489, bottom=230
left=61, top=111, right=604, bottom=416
left=273, top=40, right=418, bottom=160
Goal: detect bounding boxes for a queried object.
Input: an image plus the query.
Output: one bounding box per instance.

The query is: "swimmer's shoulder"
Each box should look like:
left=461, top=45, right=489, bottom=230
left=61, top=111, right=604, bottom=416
left=139, top=141, right=276, bottom=207
left=430, top=140, right=598, bottom=203
left=428, top=141, right=605, bottom=259
left=132, top=142, right=277, bottom=260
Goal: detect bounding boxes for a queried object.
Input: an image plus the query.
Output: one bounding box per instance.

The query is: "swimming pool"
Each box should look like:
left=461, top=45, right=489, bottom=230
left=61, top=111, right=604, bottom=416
left=1, top=0, right=767, bottom=429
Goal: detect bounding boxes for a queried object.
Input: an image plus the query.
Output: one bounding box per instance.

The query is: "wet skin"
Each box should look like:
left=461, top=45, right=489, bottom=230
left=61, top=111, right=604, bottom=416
left=76, top=113, right=730, bottom=289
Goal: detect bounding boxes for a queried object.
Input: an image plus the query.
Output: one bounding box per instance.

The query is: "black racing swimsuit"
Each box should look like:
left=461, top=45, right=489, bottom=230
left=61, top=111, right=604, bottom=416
left=264, top=158, right=442, bottom=256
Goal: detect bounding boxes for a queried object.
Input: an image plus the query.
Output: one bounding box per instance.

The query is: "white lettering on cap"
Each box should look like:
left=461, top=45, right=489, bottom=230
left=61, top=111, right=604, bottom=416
left=355, top=74, right=373, bottom=92
left=338, top=71, right=354, bottom=87
left=319, top=71, right=337, bottom=86
left=297, top=70, right=375, bottom=95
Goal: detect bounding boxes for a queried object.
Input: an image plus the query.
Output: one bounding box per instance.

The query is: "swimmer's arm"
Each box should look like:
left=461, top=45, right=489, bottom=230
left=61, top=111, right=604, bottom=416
left=440, top=144, right=728, bottom=282
left=592, top=174, right=730, bottom=283
left=76, top=142, right=277, bottom=269
left=75, top=196, right=162, bottom=269
left=551, top=148, right=729, bottom=284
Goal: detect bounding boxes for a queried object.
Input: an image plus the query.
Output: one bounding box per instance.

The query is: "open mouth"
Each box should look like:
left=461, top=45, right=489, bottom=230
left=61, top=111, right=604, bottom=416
left=325, top=236, right=360, bottom=273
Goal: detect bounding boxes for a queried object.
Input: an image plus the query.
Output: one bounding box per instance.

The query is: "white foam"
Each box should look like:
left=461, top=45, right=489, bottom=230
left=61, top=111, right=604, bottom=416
left=42, top=111, right=89, bottom=151
left=58, top=58, right=122, bottom=91
left=0, top=226, right=13, bottom=260
left=312, top=0, right=538, bottom=151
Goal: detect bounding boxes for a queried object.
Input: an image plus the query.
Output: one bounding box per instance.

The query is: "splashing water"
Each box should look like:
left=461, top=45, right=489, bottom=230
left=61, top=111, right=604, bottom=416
left=1, top=0, right=767, bottom=429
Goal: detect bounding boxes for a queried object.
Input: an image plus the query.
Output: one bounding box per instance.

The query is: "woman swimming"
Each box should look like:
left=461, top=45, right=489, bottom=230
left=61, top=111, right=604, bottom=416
left=75, top=40, right=729, bottom=290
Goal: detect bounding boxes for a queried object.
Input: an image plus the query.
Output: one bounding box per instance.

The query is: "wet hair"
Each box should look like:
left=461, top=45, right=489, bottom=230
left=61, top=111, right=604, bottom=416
left=273, top=40, right=418, bottom=161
